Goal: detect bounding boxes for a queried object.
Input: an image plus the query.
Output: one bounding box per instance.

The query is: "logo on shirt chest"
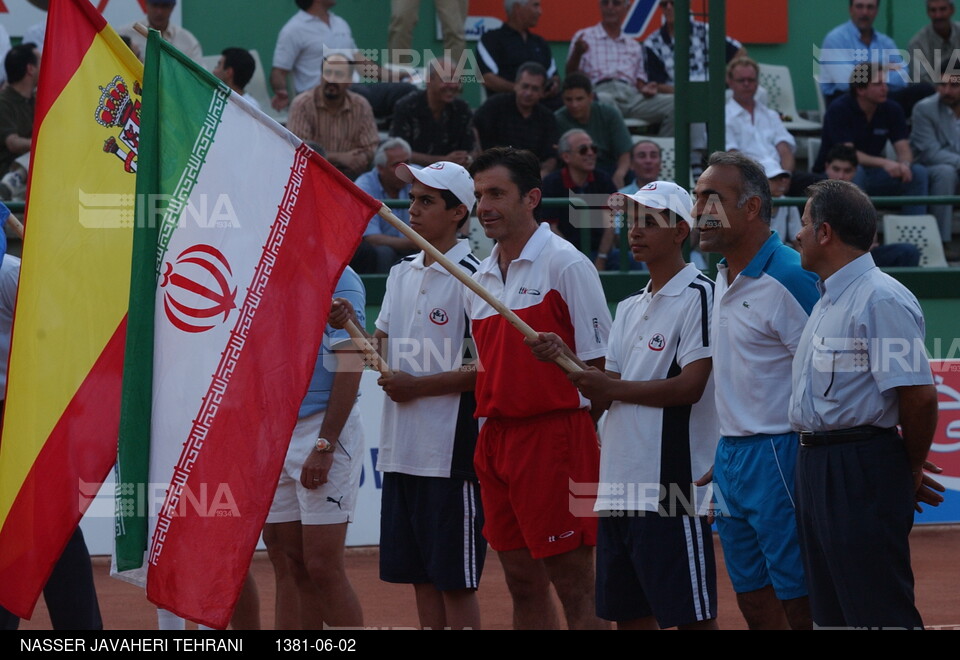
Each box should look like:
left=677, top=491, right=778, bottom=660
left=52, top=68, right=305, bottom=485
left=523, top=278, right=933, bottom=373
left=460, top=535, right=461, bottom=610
left=518, top=286, right=542, bottom=295
left=429, top=308, right=449, bottom=325
left=648, top=333, right=666, bottom=351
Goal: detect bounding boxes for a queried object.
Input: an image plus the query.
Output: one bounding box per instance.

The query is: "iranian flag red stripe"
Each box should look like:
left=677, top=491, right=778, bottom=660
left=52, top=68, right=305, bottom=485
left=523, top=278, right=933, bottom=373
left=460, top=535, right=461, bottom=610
left=116, top=33, right=377, bottom=628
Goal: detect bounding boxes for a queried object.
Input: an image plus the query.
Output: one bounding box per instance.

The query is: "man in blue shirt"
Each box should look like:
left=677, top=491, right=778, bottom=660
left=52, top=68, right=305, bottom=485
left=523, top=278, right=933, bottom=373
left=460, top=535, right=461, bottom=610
left=263, top=268, right=367, bottom=629
left=353, top=138, right=416, bottom=273
left=819, top=0, right=933, bottom=115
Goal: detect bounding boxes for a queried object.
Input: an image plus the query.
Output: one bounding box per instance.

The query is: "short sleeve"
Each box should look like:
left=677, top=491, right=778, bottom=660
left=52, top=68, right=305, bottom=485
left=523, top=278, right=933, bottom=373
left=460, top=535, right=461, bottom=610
left=866, top=295, right=933, bottom=391
left=272, top=24, right=299, bottom=71
left=677, top=281, right=713, bottom=368
left=375, top=266, right=397, bottom=335
left=327, top=270, right=366, bottom=351
left=557, top=257, right=612, bottom=361
left=605, top=301, right=628, bottom=375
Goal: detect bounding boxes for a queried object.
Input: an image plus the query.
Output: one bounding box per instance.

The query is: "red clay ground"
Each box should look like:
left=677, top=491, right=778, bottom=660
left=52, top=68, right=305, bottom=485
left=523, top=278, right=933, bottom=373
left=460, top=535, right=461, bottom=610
left=17, top=525, right=960, bottom=630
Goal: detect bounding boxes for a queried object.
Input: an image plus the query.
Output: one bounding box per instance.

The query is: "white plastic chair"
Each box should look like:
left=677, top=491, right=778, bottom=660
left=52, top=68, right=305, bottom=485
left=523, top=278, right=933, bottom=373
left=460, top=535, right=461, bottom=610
left=466, top=215, right=494, bottom=260
left=630, top=135, right=676, bottom=184
left=757, top=63, right=821, bottom=133
left=623, top=117, right=652, bottom=134
left=882, top=214, right=948, bottom=267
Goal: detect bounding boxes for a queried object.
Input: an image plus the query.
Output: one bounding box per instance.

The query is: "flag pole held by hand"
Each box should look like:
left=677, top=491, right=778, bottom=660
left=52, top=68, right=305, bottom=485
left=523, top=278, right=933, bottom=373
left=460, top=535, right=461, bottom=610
left=376, top=205, right=583, bottom=374
left=344, top=319, right=392, bottom=377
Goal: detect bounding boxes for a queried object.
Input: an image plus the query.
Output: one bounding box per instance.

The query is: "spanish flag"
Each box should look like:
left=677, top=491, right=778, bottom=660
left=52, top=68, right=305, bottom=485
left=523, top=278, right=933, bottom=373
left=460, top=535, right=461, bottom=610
left=0, top=0, right=142, bottom=618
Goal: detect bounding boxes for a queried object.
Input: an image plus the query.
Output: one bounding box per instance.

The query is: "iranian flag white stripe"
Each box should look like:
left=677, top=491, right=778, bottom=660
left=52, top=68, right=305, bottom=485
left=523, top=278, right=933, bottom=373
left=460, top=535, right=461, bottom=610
left=116, top=33, right=378, bottom=629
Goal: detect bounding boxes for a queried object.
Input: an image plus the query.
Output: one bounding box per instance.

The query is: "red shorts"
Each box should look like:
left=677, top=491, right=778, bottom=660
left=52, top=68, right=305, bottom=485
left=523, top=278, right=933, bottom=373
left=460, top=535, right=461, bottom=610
left=474, top=409, right=599, bottom=559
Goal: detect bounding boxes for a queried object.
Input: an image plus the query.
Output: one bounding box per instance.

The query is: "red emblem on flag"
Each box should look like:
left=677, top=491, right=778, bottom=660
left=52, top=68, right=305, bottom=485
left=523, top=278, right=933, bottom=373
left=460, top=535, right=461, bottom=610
left=96, top=75, right=142, bottom=173
left=161, top=244, right=237, bottom=333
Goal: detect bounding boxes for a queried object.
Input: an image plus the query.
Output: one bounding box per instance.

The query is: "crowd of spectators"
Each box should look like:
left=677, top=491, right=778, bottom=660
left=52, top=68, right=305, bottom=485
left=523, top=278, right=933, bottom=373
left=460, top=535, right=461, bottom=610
left=2, top=0, right=957, bottom=268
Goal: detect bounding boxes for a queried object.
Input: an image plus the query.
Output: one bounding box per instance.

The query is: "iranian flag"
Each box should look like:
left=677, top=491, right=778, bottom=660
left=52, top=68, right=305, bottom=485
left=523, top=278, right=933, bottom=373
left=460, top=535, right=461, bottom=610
left=115, top=31, right=378, bottom=628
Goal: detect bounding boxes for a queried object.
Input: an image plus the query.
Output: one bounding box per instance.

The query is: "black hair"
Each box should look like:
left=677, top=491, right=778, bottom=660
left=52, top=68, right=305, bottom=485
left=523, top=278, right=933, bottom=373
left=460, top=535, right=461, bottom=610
left=221, top=48, right=256, bottom=90
left=5, top=43, right=38, bottom=85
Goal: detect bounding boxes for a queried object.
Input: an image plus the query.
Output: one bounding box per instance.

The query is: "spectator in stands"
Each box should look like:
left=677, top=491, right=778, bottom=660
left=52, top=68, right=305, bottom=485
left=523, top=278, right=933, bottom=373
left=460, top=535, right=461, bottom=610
left=271, top=0, right=387, bottom=111
left=554, top=73, right=633, bottom=188
left=725, top=56, right=795, bottom=178
left=0, top=44, right=38, bottom=177
left=477, top=1, right=560, bottom=108
left=815, top=63, right=930, bottom=216
left=287, top=54, right=379, bottom=180
left=389, top=1, right=468, bottom=67
left=122, top=0, right=201, bottom=63
left=908, top=0, right=960, bottom=86
left=352, top=138, right=417, bottom=274
left=911, top=65, right=960, bottom=247
left=541, top=129, right=616, bottom=270
left=819, top=0, right=932, bottom=115
left=644, top=0, right=745, bottom=92
left=766, top=164, right=800, bottom=249
left=566, top=0, right=673, bottom=136
left=619, top=140, right=662, bottom=194
left=390, top=58, right=475, bottom=168
left=213, top=48, right=260, bottom=110
left=823, top=145, right=922, bottom=266
left=473, top=61, right=559, bottom=176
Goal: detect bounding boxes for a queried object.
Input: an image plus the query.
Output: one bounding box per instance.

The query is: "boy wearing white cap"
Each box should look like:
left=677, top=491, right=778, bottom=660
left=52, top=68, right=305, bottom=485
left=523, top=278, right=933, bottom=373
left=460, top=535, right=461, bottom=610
left=530, top=181, right=719, bottom=629
left=329, top=161, right=485, bottom=629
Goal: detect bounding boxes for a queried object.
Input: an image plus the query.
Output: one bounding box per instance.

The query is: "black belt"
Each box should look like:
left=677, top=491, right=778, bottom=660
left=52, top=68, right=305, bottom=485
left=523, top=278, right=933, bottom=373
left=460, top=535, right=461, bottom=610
left=594, top=78, right=632, bottom=87
left=798, top=425, right=898, bottom=447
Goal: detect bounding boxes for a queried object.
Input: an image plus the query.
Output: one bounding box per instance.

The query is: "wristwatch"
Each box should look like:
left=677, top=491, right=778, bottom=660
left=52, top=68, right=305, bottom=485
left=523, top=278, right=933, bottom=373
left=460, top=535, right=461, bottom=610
left=315, top=437, right=337, bottom=454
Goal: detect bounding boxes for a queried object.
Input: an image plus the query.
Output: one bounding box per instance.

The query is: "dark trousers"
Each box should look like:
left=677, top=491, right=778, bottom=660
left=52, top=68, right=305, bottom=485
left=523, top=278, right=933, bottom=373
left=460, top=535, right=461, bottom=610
left=795, top=432, right=923, bottom=629
left=0, top=527, right=102, bottom=630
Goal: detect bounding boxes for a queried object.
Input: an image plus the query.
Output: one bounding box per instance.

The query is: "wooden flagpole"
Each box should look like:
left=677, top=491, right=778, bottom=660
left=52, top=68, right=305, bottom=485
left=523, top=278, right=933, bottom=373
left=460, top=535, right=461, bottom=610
left=344, top=319, right=392, bottom=377
left=376, top=205, right=584, bottom=374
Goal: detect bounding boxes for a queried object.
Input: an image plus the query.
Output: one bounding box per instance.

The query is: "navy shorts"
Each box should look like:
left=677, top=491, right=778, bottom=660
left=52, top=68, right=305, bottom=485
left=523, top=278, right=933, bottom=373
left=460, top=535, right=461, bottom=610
left=595, top=513, right=717, bottom=628
left=379, top=472, right=486, bottom=591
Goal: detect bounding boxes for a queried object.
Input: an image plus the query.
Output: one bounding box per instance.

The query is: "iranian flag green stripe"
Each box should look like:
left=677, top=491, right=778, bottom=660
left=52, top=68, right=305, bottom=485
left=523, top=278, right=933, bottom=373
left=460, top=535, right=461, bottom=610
left=115, top=32, right=378, bottom=628
left=116, top=30, right=226, bottom=575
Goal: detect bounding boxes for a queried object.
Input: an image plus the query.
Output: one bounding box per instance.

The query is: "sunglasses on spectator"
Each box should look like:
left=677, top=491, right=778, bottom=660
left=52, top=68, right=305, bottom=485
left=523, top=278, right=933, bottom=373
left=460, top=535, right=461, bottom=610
left=600, top=0, right=625, bottom=6
left=577, top=144, right=599, bottom=155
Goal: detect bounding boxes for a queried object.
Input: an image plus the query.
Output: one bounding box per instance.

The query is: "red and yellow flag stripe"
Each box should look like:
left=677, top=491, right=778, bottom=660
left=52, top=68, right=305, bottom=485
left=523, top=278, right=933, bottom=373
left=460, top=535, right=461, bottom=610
left=0, top=0, right=142, bottom=617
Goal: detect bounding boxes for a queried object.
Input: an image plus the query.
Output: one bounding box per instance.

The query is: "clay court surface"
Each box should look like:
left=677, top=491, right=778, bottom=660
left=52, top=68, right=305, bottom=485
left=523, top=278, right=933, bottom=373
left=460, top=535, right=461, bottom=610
left=16, top=525, right=960, bottom=630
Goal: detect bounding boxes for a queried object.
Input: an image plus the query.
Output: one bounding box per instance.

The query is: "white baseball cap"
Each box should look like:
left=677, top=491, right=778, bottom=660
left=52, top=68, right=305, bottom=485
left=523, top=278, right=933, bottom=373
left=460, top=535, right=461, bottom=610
left=760, top=159, right=790, bottom=180
left=609, top=180, right=694, bottom=225
left=396, top=161, right=475, bottom=209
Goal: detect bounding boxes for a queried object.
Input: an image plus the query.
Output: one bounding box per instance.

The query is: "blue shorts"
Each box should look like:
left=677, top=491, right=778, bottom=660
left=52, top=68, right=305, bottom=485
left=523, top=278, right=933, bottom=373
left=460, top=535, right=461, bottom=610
left=713, top=432, right=807, bottom=600
left=595, top=513, right=716, bottom=628
left=379, top=472, right=486, bottom=591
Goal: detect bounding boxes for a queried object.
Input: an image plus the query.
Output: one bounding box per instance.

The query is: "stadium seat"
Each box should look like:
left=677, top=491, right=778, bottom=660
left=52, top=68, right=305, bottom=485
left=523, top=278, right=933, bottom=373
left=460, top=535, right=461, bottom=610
left=883, top=214, right=948, bottom=267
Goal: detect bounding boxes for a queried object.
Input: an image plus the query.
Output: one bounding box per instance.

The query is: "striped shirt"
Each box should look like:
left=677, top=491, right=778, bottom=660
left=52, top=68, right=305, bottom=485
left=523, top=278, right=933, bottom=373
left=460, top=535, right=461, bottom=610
left=286, top=89, right=378, bottom=178
left=568, top=23, right=646, bottom=86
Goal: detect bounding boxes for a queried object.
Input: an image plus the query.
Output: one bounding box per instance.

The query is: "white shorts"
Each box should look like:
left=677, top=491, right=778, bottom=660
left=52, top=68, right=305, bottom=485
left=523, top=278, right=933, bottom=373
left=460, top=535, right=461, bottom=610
left=266, top=408, right=364, bottom=525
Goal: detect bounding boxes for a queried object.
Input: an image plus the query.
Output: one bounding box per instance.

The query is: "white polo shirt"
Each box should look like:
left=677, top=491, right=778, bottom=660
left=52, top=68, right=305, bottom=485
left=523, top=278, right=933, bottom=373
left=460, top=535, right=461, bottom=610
left=596, top=264, right=718, bottom=513
left=713, top=233, right=819, bottom=437
left=466, top=222, right=612, bottom=419
left=376, top=240, right=480, bottom=478
left=272, top=10, right=358, bottom=95
left=789, top=252, right=933, bottom=431
left=724, top=97, right=796, bottom=172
